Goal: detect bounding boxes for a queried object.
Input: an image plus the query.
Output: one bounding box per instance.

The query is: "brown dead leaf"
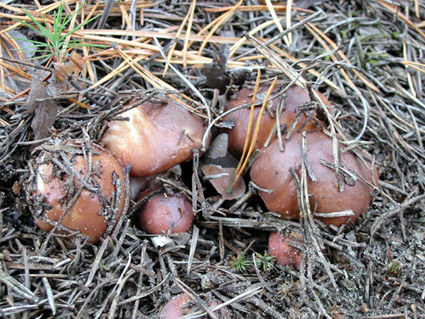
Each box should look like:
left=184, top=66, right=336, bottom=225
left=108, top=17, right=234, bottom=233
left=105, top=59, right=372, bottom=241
left=53, top=51, right=85, bottom=91
left=201, top=133, right=245, bottom=200
left=203, top=133, right=239, bottom=167
left=202, top=164, right=246, bottom=200
left=26, top=76, right=46, bottom=114
left=26, top=76, right=57, bottom=141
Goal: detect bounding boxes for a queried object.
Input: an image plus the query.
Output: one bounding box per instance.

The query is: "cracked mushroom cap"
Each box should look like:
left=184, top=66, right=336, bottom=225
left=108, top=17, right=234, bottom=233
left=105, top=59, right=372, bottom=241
left=29, top=141, right=126, bottom=243
left=250, top=132, right=379, bottom=227
left=222, top=85, right=330, bottom=157
left=101, top=98, right=208, bottom=177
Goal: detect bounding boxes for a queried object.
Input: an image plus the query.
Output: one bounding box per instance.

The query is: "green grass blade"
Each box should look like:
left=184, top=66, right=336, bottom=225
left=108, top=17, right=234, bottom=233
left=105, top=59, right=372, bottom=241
left=60, top=13, right=102, bottom=41
left=10, top=37, right=49, bottom=46
left=69, top=42, right=108, bottom=49
left=21, top=9, right=52, bottom=41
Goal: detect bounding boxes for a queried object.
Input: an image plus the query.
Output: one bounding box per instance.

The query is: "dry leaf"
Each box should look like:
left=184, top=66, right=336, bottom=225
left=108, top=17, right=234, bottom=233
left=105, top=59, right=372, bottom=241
left=26, top=76, right=57, bottom=141
left=53, top=51, right=85, bottom=91
left=203, top=133, right=239, bottom=167
left=202, top=164, right=246, bottom=200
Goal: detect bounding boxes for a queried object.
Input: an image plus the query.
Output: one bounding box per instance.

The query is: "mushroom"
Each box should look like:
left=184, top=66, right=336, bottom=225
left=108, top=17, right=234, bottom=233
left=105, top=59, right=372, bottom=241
left=160, top=293, right=227, bottom=319
left=250, top=132, right=378, bottom=227
left=268, top=232, right=302, bottom=269
left=160, top=293, right=192, bottom=319
left=101, top=97, right=209, bottom=177
left=222, top=85, right=330, bottom=157
left=138, top=192, right=194, bottom=234
left=27, top=140, right=126, bottom=243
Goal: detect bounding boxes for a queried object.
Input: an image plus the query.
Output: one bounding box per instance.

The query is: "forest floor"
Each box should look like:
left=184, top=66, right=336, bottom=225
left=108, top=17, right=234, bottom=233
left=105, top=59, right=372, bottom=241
left=0, top=1, right=424, bottom=318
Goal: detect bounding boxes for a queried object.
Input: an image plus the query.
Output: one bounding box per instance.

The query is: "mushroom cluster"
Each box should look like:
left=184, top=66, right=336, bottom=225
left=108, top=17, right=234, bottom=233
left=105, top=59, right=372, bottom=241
left=100, top=97, right=208, bottom=234
left=27, top=96, right=209, bottom=242
left=222, top=82, right=379, bottom=267
left=26, top=82, right=377, bottom=273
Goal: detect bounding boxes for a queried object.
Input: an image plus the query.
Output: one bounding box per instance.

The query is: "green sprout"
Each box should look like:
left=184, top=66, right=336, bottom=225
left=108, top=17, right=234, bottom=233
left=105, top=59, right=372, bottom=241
left=254, top=251, right=275, bottom=272
left=230, top=255, right=251, bottom=272
left=388, top=261, right=402, bottom=275
left=13, top=2, right=104, bottom=63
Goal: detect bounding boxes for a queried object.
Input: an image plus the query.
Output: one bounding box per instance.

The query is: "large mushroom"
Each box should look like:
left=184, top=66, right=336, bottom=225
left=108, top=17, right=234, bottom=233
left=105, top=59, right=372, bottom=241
left=27, top=140, right=126, bottom=243
left=222, top=85, right=330, bottom=157
left=250, top=132, right=378, bottom=227
left=101, top=97, right=209, bottom=177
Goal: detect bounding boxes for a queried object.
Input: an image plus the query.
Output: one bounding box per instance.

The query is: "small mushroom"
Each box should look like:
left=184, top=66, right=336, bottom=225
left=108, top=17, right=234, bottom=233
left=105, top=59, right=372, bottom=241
left=160, top=293, right=192, bottom=319
left=160, top=293, right=227, bottom=319
left=101, top=97, right=209, bottom=177
left=250, top=132, right=378, bottom=227
left=138, top=192, right=193, bottom=234
left=268, top=232, right=302, bottom=269
left=222, top=85, right=330, bottom=157
left=27, top=140, right=126, bottom=243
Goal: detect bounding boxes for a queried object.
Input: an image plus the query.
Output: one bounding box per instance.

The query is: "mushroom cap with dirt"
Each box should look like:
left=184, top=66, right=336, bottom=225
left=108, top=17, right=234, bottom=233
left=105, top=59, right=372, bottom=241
left=101, top=97, right=209, bottom=177
left=250, top=131, right=379, bottom=227
left=222, top=85, right=330, bottom=158
left=27, top=140, right=126, bottom=244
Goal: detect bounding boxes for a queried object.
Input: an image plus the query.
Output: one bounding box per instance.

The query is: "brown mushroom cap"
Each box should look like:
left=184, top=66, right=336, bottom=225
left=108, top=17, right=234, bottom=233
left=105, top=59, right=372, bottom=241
left=159, top=293, right=227, bottom=319
left=222, top=85, right=330, bottom=157
left=250, top=132, right=379, bottom=227
left=160, top=293, right=192, bottom=319
left=138, top=192, right=194, bottom=234
left=268, top=232, right=302, bottom=269
left=31, top=141, right=126, bottom=243
left=101, top=98, right=208, bottom=177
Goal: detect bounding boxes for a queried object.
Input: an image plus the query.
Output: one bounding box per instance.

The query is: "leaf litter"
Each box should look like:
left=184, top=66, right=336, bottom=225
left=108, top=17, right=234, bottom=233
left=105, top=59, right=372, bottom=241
left=0, top=1, right=424, bottom=318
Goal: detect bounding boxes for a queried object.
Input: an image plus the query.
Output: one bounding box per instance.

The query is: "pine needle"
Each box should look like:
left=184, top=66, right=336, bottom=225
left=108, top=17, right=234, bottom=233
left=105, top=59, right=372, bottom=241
left=183, top=0, right=196, bottom=69
left=376, top=0, right=425, bottom=40
left=197, top=0, right=243, bottom=57
left=231, top=76, right=278, bottom=190
left=285, top=0, right=293, bottom=45
left=264, top=0, right=289, bottom=46
left=304, top=20, right=379, bottom=92
left=232, top=69, right=262, bottom=188
left=229, top=19, right=277, bottom=58
left=204, top=5, right=313, bottom=14
left=162, top=4, right=191, bottom=76
left=402, top=60, right=425, bottom=74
